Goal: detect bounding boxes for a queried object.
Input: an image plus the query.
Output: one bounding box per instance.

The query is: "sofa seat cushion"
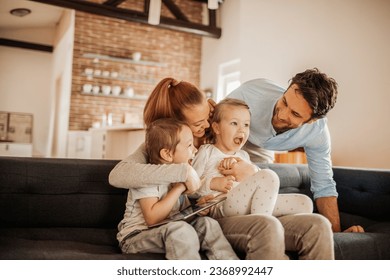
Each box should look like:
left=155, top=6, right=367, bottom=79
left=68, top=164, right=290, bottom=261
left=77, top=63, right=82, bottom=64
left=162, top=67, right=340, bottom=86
left=334, top=232, right=390, bottom=260
left=0, top=228, right=165, bottom=260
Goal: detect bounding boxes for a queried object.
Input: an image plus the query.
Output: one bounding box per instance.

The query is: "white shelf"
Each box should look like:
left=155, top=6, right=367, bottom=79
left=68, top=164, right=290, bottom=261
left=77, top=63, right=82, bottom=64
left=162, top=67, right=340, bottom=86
left=80, top=92, right=148, bottom=100
left=82, top=73, right=156, bottom=84
left=83, top=53, right=167, bottom=67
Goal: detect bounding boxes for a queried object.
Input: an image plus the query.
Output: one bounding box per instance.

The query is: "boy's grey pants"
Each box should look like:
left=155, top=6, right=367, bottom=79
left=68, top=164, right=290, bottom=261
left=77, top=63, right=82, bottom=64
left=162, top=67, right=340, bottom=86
left=120, top=216, right=239, bottom=260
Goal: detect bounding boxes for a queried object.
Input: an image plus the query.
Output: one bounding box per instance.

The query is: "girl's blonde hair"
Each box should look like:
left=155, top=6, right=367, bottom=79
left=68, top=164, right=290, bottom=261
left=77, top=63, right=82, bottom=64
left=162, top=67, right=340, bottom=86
left=143, top=77, right=206, bottom=127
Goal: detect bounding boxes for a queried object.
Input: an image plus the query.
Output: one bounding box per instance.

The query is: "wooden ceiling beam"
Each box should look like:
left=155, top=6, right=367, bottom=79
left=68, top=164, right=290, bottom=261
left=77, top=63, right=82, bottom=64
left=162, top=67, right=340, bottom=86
left=162, top=0, right=189, bottom=22
left=29, top=0, right=221, bottom=38
left=0, top=38, right=53, bottom=53
left=103, top=0, right=127, bottom=7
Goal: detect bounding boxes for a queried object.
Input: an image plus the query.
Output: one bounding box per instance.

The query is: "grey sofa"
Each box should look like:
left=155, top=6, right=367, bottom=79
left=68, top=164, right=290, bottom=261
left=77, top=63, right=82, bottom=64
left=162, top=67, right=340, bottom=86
left=0, top=156, right=389, bottom=260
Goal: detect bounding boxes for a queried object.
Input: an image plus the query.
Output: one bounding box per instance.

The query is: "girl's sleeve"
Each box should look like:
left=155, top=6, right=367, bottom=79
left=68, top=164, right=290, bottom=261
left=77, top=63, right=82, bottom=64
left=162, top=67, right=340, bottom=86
left=109, top=143, right=189, bottom=189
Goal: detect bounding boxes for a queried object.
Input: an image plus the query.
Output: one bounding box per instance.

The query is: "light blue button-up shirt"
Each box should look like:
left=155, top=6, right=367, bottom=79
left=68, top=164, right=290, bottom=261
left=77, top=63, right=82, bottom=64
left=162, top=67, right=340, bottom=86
left=227, top=78, right=337, bottom=199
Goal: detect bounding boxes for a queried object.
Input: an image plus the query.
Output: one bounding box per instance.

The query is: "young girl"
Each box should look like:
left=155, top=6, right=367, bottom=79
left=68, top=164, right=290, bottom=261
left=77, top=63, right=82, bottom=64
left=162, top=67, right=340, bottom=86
left=117, top=118, right=238, bottom=260
left=191, top=98, right=313, bottom=218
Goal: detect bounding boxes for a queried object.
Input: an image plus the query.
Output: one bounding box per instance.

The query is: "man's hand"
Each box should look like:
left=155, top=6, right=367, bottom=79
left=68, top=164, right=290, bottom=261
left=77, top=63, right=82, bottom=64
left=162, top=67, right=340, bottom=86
left=218, top=157, right=258, bottom=182
left=343, top=225, right=365, bottom=233
left=184, top=165, right=200, bottom=194
left=316, top=196, right=365, bottom=233
left=210, top=176, right=235, bottom=193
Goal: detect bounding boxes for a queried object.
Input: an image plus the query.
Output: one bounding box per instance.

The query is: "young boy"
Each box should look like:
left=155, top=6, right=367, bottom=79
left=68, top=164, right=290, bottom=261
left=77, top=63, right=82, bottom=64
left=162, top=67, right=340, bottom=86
left=117, top=118, right=238, bottom=260
left=192, top=98, right=313, bottom=218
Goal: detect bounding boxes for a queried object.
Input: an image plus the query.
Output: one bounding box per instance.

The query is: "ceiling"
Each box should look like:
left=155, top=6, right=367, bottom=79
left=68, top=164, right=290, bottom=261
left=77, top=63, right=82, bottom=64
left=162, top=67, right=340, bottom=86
left=0, top=0, right=221, bottom=38
left=0, top=0, right=64, bottom=30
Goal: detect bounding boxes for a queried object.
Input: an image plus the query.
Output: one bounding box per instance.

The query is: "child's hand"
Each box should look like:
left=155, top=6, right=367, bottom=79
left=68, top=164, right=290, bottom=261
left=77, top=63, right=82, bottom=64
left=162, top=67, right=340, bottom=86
left=219, top=157, right=258, bottom=182
left=219, top=157, right=238, bottom=170
left=210, top=176, right=235, bottom=193
left=196, top=194, right=215, bottom=216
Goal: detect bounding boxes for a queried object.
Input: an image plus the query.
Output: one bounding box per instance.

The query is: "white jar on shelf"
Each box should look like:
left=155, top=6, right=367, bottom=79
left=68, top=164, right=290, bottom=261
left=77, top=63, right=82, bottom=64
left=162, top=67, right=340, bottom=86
left=132, top=52, right=142, bottom=61
left=92, top=85, right=100, bottom=94
left=102, top=85, right=111, bottom=95
left=112, top=86, right=121, bottom=96
left=83, top=84, right=92, bottom=93
left=124, top=87, right=134, bottom=97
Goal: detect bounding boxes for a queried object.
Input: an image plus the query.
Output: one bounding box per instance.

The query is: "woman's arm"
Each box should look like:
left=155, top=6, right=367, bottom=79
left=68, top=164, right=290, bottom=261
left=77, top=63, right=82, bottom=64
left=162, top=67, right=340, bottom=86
left=139, top=183, right=186, bottom=225
left=109, top=143, right=199, bottom=193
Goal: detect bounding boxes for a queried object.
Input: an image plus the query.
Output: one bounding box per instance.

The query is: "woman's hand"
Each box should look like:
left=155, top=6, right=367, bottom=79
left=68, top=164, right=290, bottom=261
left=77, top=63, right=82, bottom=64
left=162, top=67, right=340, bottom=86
left=184, top=165, right=201, bottom=194
left=207, top=98, right=216, bottom=119
left=218, top=157, right=258, bottom=182
left=210, top=176, right=235, bottom=193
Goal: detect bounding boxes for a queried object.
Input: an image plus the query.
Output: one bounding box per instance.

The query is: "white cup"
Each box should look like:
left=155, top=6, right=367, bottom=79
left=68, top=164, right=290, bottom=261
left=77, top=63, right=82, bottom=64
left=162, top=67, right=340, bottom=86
left=83, top=84, right=92, bottom=93
left=112, top=85, right=121, bottom=96
left=110, top=71, right=119, bottom=78
left=92, top=85, right=100, bottom=94
left=124, top=87, right=134, bottom=97
left=102, top=70, right=110, bottom=77
left=132, top=52, right=142, bottom=61
left=102, top=85, right=111, bottom=95
left=85, top=68, right=93, bottom=76
left=92, top=121, right=100, bottom=128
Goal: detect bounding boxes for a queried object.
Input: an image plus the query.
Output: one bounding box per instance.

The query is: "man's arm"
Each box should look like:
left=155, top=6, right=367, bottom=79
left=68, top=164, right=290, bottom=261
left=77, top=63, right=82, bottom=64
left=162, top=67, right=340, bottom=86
left=306, top=125, right=364, bottom=233
left=315, top=196, right=341, bottom=232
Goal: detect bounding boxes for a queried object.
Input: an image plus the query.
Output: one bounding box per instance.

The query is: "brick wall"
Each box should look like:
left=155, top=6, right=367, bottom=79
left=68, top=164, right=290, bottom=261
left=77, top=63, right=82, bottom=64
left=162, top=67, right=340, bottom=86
left=69, top=0, right=203, bottom=130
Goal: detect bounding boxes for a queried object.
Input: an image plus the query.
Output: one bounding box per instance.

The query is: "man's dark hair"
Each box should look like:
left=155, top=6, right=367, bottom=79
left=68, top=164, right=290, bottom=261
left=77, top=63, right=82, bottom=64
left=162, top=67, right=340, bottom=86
left=289, top=68, right=338, bottom=119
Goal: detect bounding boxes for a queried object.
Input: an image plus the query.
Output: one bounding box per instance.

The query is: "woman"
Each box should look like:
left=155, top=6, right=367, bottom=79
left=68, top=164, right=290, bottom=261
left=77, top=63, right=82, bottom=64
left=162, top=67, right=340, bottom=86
left=109, top=77, right=333, bottom=260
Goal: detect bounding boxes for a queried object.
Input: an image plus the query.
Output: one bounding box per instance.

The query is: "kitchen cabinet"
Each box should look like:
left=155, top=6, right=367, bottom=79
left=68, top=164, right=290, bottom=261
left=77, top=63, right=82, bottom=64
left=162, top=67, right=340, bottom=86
left=0, top=143, right=32, bottom=157
left=89, top=125, right=145, bottom=160
left=67, top=131, right=91, bottom=159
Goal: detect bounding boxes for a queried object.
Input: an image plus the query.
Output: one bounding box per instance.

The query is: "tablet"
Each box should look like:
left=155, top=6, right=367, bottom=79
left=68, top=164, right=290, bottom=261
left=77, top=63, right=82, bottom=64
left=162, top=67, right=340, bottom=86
left=148, top=194, right=227, bottom=228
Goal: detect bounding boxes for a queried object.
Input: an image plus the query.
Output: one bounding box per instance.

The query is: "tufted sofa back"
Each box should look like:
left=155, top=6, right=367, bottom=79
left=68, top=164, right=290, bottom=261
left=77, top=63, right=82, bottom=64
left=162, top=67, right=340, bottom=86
left=333, top=167, right=390, bottom=221
left=0, top=157, right=127, bottom=228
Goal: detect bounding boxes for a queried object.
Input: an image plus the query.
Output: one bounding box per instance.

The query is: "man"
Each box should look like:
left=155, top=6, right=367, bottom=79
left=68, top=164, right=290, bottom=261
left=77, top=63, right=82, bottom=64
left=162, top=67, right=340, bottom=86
left=224, top=68, right=363, bottom=233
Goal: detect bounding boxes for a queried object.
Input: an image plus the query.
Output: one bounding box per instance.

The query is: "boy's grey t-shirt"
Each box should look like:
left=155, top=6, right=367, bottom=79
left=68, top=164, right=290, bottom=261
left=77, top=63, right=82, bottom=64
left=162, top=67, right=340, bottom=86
left=117, top=184, right=182, bottom=243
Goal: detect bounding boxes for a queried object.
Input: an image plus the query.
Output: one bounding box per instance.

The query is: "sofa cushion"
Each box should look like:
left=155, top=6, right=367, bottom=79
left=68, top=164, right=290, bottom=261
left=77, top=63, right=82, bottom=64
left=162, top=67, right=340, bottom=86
left=334, top=232, right=390, bottom=260
left=0, top=228, right=165, bottom=260
left=256, top=163, right=313, bottom=197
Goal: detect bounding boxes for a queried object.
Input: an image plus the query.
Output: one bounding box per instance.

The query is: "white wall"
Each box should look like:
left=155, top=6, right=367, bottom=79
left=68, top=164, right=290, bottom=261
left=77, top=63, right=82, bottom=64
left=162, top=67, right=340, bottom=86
left=201, top=0, right=390, bottom=169
left=200, top=0, right=242, bottom=96
left=0, top=11, right=74, bottom=157
left=0, top=46, right=53, bottom=156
